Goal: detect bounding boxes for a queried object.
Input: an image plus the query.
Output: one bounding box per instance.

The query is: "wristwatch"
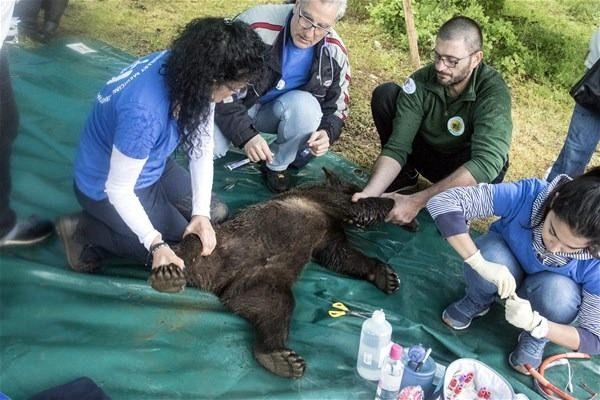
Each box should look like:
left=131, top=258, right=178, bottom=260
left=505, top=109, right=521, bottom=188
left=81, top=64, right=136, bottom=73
left=530, top=315, right=549, bottom=339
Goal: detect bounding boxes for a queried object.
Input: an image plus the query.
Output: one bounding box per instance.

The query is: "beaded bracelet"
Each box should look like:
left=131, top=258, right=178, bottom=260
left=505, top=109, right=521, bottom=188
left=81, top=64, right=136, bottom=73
left=146, top=241, right=169, bottom=268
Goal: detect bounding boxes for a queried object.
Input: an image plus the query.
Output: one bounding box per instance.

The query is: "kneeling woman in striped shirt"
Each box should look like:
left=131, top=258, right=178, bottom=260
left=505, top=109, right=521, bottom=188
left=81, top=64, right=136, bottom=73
left=426, top=167, right=600, bottom=374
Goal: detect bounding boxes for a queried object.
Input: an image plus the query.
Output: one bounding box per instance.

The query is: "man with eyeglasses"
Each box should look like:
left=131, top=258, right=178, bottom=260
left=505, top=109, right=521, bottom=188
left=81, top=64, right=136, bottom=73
left=353, top=16, right=511, bottom=228
left=214, top=0, right=350, bottom=193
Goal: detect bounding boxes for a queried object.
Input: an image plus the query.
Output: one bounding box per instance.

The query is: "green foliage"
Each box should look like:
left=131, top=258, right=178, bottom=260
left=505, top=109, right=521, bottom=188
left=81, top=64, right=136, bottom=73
left=368, top=0, right=594, bottom=88
left=346, top=0, right=372, bottom=21
left=369, top=0, right=527, bottom=78
left=505, top=17, right=584, bottom=88
left=566, top=0, right=600, bottom=25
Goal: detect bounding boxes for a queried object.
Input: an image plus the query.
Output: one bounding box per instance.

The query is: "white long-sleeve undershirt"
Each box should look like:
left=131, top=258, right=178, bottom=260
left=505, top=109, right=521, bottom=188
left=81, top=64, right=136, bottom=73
left=104, top=104, right=215, bottom=250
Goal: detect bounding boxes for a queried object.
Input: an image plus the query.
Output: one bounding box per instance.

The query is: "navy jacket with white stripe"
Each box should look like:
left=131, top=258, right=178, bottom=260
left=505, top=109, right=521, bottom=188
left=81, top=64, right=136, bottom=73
left=215, top=4, right=350, bottom=148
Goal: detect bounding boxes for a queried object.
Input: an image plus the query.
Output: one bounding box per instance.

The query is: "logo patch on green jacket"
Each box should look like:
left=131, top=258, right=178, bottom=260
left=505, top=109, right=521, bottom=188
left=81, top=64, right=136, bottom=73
left=402, top=78, right=416, bottom=94
left=447, top=116, right=465, bottom=136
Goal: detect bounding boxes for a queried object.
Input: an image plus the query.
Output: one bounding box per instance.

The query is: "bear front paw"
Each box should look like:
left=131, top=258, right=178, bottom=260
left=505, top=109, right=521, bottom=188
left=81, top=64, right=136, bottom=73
left=149, top=264, right=187, bottom=293
left=346, top=197, right=395, bottom=227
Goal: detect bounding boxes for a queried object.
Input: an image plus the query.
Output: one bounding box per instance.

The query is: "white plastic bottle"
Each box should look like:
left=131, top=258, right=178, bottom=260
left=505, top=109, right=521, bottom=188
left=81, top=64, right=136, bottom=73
left=356, top=309, right=392, bottom=380
left=375, top=343, right=405, bottom=400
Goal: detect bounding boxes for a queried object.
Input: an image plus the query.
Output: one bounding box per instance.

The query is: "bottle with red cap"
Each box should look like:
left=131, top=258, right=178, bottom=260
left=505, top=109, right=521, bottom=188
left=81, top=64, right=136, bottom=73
left=375, top=342, right=405, bottom=400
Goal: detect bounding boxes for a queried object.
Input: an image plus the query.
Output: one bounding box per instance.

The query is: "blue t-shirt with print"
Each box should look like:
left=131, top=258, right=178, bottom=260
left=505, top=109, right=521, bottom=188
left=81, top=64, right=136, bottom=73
left=74, top=50, right=179, bottom=200
left=259, top=28, right=314, bottom=104
left=489, top=178, right=600, bottom=295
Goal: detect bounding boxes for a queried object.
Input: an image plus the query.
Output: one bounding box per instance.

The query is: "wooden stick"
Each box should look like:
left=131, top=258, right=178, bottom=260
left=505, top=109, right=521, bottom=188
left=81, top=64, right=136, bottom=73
left=401, top=0, right=420, bottom=69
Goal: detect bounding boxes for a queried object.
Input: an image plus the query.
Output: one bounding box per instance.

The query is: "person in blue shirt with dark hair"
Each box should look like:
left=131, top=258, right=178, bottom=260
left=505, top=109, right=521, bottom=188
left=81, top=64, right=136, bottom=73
left=427, top=167, right=600, bottom=373
left=56, top=18, right=266, bottom=274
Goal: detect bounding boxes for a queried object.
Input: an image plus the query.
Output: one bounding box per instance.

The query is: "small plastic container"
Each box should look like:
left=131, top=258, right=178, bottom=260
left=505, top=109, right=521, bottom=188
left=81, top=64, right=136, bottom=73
left=400, top=355, right=437, bottom=398
left=356, top=309, right=392, bottom=381
left=375, top=343, right=405, bottom=400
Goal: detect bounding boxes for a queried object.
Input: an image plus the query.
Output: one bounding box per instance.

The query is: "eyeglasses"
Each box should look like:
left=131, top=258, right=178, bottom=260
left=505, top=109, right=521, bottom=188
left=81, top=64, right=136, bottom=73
left=297, top=8, right=332, bottom=36
left=224, top=82, right=248, bottom=96
left=431, top=50, right=479, bottom=68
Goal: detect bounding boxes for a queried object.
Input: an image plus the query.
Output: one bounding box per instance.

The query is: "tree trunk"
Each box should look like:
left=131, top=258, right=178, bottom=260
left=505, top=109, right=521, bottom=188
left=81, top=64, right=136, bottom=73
left=402, top=0, right=420, bottom=69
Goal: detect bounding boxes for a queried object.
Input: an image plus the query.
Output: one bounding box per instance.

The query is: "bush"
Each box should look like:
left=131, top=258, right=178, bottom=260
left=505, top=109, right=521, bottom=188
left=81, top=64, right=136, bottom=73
left=566, top=0, right=600, bottom=25
left=346, top=0, right=372, bottom=21
left=369, top=0, right=527, bottom=78
left=368, top=0, right=588, bottom=87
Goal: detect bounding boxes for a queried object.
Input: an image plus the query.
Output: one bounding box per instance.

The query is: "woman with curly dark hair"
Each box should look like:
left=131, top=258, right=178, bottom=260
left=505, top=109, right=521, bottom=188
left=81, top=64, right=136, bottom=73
left=56, top=18, right=265, bottom=273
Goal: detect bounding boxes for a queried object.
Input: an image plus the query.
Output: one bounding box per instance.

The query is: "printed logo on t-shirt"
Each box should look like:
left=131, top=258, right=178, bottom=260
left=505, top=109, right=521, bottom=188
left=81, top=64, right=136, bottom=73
left=97, top=51, right=167, bottom=104
left=402, top=78, right=416, bottom=94
left=447, top=116, right=465, bottom=136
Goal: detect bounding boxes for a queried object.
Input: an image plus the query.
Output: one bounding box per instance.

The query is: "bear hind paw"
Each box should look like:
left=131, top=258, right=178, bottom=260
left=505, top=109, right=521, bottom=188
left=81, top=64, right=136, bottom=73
left=254, top=347, right=306, bottom=378
left=373, top=263, right=401, bottom=294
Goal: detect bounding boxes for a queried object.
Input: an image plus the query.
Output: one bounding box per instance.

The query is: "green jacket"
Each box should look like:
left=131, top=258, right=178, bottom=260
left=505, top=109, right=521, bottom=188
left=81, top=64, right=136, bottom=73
left=381, top=62, right=512, bottom=183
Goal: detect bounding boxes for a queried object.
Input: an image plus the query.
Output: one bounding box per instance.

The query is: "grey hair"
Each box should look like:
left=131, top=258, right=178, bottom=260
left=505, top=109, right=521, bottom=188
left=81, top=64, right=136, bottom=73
left=294, top=0, right=347, bottom=20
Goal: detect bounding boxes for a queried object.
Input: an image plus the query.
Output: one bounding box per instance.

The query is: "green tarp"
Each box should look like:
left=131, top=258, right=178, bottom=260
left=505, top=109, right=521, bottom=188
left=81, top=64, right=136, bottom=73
left=0, top=39, right=597, bottom=399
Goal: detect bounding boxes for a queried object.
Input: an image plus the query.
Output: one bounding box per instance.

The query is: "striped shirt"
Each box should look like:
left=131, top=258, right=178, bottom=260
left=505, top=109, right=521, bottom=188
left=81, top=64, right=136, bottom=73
left=426, top=176, right=600, bottom=354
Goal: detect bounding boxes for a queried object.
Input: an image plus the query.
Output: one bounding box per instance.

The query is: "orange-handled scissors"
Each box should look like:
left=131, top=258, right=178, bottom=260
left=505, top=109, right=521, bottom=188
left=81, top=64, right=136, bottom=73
left=328, top=302, right=369, bottom=318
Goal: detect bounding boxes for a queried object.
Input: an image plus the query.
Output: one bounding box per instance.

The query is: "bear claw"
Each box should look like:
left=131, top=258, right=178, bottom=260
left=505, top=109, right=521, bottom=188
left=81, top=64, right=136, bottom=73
left=373, top=263, right=400, bottom=294
left=149, top=263, right=187, bottom=293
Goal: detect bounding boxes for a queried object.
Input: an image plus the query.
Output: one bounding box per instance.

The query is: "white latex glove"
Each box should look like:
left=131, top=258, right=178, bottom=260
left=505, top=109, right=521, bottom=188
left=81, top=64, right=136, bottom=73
left=505, top=295, right=548, bottom=338
left=465, top=250, right=516, bottom=299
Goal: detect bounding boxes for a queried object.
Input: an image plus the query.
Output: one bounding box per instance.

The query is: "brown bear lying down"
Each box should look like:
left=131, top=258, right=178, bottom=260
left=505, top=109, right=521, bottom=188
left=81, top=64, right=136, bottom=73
left=149, top=169, right=400, bottom=378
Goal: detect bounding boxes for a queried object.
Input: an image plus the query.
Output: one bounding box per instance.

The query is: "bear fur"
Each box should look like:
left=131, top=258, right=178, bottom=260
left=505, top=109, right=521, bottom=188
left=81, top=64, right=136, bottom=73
left=149, top=169, right=400, bottom=378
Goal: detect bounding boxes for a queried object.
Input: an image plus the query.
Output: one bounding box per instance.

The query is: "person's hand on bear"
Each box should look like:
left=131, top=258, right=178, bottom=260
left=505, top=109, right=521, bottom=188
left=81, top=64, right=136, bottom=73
left=151, top=240, right=185, bottom=271
left=381, top=192, right=422, bottom=225
left=184, top=215, right=216, bottom=256
left=149, top=237, right=186, bottom=293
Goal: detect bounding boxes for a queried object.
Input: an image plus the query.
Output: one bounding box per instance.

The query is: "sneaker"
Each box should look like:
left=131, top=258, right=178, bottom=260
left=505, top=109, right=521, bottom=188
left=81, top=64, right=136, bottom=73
left=508, top=332, right=546, bottom=375
left=0, top=216, right=54, bottom=248
left=56, top=213, right=101, bottom=273
left=18, top=21, right=46, bottom=43
left=41, top=21, right=59, bottom=38
left=289, top=146, right=314, bottom=169
left=260, top=164, right=291, bottom=193
left=387, top=168, right=419, bottom=193
left=442, top=295, right=490, bottom=330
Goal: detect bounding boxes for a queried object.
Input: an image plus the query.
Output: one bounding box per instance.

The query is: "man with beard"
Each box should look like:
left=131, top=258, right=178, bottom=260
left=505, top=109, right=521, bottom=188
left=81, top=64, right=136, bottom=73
left=353, top=16, right=511, bottom=227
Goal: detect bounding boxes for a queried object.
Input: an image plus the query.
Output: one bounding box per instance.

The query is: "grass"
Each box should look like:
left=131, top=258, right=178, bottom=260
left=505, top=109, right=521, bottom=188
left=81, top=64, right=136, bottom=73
left=57, top=0, right=598, bottom=181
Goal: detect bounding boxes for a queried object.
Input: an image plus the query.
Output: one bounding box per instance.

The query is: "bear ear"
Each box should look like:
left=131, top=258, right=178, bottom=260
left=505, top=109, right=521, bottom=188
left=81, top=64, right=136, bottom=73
left=322, top=167, right=343, bottom=186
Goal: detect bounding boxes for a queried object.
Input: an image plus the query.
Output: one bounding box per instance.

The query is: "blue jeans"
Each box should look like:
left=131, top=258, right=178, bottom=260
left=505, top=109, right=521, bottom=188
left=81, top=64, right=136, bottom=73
left=75, top=159, right=198, bottom=264
left=214, top=90, right=323, bottom=171
left=547, top=103, right=600, bottom=181
left=464, top=232, right=581, bottom=347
